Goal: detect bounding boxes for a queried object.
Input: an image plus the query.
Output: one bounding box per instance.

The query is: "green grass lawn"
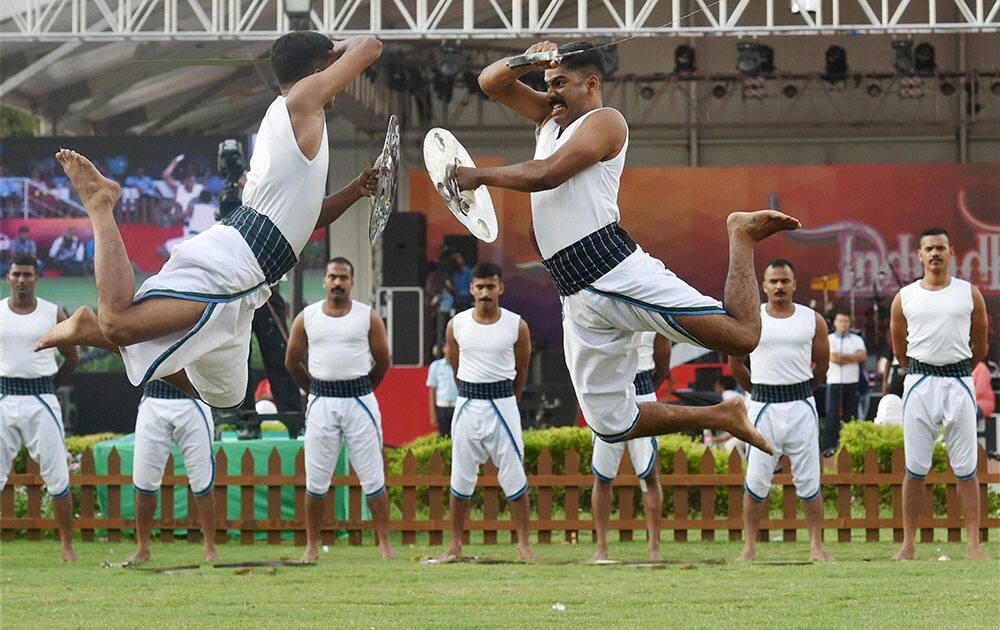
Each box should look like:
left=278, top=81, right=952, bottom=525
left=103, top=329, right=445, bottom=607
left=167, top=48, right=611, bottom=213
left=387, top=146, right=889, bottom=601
left=2, top=537, right=997, bottom=628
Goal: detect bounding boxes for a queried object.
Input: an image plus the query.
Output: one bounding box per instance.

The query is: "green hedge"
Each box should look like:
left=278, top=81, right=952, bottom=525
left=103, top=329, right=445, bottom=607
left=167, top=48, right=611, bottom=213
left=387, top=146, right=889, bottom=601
left=388, top=422, right=996, bottom=517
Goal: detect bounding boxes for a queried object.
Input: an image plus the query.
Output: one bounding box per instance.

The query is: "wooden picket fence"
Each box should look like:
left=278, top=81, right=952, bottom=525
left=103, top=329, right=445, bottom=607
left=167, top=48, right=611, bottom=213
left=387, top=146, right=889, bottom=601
left=2, top=446, right=997, bottom=546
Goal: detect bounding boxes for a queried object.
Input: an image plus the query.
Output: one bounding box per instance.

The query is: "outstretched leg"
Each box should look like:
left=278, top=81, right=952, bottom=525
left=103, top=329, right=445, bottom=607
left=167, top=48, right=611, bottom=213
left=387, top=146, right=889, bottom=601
left=674, top=210, right=800, bottom=356
left=632, top=397, right=774, bottom=455
left=41, top=150, right=206, bottom=350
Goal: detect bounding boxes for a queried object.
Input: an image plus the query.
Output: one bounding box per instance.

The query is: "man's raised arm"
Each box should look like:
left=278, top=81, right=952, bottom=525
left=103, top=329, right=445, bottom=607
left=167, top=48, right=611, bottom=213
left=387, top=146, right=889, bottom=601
left=286, top=36, right=383, bottom=113
left=478, top=41, right=558, bottom=127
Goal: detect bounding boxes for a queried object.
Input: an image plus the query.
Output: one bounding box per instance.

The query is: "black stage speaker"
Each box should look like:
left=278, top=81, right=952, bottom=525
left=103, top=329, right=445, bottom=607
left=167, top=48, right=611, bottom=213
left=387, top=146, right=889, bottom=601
left=382, top=212, right=426, bottom=287
left=442, top=234, right=478, bottom=266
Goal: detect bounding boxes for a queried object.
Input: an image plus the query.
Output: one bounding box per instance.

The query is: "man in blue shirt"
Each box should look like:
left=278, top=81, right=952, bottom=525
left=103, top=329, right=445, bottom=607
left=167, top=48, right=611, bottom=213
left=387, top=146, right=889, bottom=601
left=426, top=341, right=459, bottom=436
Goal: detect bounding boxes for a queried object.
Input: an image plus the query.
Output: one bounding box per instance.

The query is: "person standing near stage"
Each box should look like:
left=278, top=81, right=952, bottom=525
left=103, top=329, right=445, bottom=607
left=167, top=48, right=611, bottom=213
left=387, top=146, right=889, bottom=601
left=0, top=255, right=79, bottom=561
left=891, top=228, right=990, bottom=561
left=127, top=379, right=219, bottom=564
left=440, top=262, right=535, bottom=561
left=427, top=340, right=459, bottom=437
left=285, top=257, right=395, bottom=561
left=590, top=332, right=671, bottom=562
left=729, top=259, right=832, bottom=562
left=823, top=311, right=866, bottom=460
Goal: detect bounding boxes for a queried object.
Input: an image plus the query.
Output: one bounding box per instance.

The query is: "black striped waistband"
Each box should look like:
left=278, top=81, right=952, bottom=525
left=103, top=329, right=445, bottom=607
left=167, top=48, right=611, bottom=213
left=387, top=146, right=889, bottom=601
left=752, top=381, right=814, bottom=403
left=458, top=379, right=515, bottom=400
left=221, top=206, right=297, bottom=285
left=310, top=376, right=373, bottom=398
left=907, top=358, right=972, bottom=378
left=143, top=380, right=190, bottom=399
left=634, top=370, right=656, bottom=397
left=541, top=223, right=637, bottom=297
left=0, top=376, right=55, bottom=395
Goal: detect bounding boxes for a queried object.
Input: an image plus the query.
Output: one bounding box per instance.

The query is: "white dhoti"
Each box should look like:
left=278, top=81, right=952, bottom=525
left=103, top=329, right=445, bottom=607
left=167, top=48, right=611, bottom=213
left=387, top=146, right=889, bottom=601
left=119, top=223, right=272, bottom=409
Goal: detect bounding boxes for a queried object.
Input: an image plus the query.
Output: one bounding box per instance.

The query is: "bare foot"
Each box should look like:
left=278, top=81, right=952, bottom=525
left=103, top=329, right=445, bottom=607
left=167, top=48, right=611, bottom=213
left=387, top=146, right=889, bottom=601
left=716, top=397, right=774, bottom=456
left=810, top=548, right=833, bottom=562
left=379, top=546, right=398, bottom=560
left=727, top=210, right=800, bottom=243
left=61, top=547, right=80, bottom=562
left=125, top=549, right=150, bottom=565
left=967, top=546, right=990, bottom=561
left=891, top=546, right=915, bottom=561
left=735, top=547, right=756, bottom=561
left=204, top=547, right=221, bottom=563
left=648, top=549, right=663, bottom=562
left=437, top=546, right=462, bottom=562
left=300, top=546, right=320, bottom=563
left=35, top=305, right=114, bottom=352
left=55, top=149, right=121, bottom=212
left=519, top=547, right=538, bottom=562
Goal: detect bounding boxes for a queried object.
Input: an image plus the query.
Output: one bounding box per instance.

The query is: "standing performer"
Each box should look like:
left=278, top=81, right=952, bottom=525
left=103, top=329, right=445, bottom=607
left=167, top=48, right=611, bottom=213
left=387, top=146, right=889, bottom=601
left=891, top=228, right=990, bottom=561
left=285, top=257, right=395, bottom=561
left=0, top=255, right=79, bottom=561
left=590, top=332, right=671, bottom=562
left=127, top=379, right=218, bottom=564
left=36, top=32, right=383, bottom=409
left=441, top=262, right=535, bottom=561
left=729, top=259, right=831, bottom=562
left=459, top=41, right=798, bottom=453
left=823, top=311, right=867, bottom=460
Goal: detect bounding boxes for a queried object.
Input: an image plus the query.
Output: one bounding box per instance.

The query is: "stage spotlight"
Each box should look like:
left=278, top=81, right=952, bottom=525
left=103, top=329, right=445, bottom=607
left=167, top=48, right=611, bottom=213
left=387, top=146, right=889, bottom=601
left=782, top=84, right=798, bottom=98
left=674, top=45, right=696, bottom=74
left=892, top=40, right=914, bottom=75
left=639, top=85, right=656, bottom=100
left=866, top=83, right=882, bottom=98
left=939, top=80, right=956, bottom=96
left=711, top=84, right=727, bottom=98
left=824, top=45, right=848, bottom=79
left=738, top=43, right=775, bottom=76
left=436, top=44, right=465, bottom=78
left=914, top=43, right=936, bottom=75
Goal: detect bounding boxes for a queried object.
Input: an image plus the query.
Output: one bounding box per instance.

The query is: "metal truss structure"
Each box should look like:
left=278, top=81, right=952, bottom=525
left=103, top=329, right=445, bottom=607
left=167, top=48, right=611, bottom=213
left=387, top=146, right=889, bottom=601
left=3, top=0, right=1000, bottom=42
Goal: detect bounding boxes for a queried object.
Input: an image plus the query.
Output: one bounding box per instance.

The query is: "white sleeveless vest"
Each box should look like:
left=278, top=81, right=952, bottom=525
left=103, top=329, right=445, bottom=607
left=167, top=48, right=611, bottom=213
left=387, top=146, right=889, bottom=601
left=0, top=297, right=59, bottom=378
left=749, top=303, right=816, bottom=385
left=303, top=299, right=373, bottom=381
left=453, top=307, right=520, bottom=383
left=530, top=107, right=628, bottom=259
left=242, top=95, right=329, bottom=255
left=900, top=277, right=973, bottom=365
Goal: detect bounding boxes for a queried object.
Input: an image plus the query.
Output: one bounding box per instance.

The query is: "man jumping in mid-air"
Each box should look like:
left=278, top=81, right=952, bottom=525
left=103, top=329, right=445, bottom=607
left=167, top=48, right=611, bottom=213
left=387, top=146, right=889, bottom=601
left=37, top=32, right=382, bottom=408
left=455, top=41, right=799, bottom=451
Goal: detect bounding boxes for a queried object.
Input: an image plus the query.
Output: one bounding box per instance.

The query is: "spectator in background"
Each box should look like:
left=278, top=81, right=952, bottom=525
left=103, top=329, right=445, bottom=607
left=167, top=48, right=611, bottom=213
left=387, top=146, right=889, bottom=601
left=426, top=341, right=458, bottom=437
left=973, top=359, right=996, bottom=419
left=451, top=251, right=473, bottom=311
left=157, top=190, right=218, bottom=262
left=48, top=226, right=85, bottom=276
left=823, top=311, right=867, bottom=461
left=125, top=166, right=158, bottom=222
left=0, top=230, right=9, bottom=275
left=83, top=238, right=95, bottom=276
left=432, top=274, right=455, bottom=350
left=11, top=226, right=41, bottom=274
left=162, top=154, right=204, bottom=223
left=0, top=165, right=20, bottom=217
left=858, top=367, right=872, bottom=421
